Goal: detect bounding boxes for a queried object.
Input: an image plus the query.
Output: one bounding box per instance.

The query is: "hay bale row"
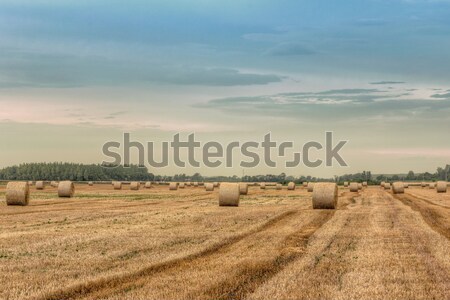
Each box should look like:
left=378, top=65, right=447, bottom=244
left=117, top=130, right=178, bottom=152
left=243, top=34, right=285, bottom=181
left=312, top=182, right=337, bottom=209
left=239, top=183, right=248, bottom=195
left=349, top=182, right=358, bottom=192
left=219, top=183, right=240, bottom=206
left=6, top=182, right=30, bottom=206
left=436, top=181, right=447, bottom=193
left=58, top=181, right=75, bottom=198
left=392, top=182, right=404, bottom=194
left=287, top=182, right=296, bottom=190
left=205, top=183, right=214, bottom=191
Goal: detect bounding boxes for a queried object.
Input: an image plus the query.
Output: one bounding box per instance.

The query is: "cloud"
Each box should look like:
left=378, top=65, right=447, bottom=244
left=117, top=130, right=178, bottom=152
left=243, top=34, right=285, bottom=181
left=431, top=92, right=450, bottom=98
left=370, top=81, right=406, bottom=85
left=0, top=49, right=283, bottom=87
left=265, top=43, right=315, bottom=56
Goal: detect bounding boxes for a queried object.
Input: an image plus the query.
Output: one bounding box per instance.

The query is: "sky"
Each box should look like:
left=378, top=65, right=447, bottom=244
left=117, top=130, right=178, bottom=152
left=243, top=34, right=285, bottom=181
left=0, top=0, right=449, bottom=177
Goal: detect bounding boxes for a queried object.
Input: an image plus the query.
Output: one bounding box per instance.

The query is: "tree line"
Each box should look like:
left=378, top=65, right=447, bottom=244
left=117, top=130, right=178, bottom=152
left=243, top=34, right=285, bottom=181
left=0, top=162, right=448, bottom=183
left=0, top=163, right=154, bottom=181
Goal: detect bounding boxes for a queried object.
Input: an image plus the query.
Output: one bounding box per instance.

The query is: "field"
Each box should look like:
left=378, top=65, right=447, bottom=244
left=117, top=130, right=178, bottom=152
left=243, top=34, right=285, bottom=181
left=0, top=184, right=449, bottom=300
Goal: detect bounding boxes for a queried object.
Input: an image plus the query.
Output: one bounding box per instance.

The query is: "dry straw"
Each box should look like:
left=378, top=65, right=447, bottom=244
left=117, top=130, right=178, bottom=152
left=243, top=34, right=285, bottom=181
left=421, top=182, right=427, bottom=188
left=186, top=182, right=191, bottom=186
left=384, top=182, right=391, bottom=189
left=307, top=182, right=314, bottom=192
left=36, top=181, right=45, bottom=190
left=312, top=182, right=337, bottom=209
left=381, top=181, right=385, bottom=187
left=403, top=182, right=409, bottom=188
left=145, top=182, right=152, bottom=189
left=179, top=182, right=185, bottom=189
left=392, top=182, right=404, bottom=194
left=276, top=183, right=282, bottom=190
left=130, top=182, right=140, bottom=190
left=436, top=181, right=447, bottom=193
left=58, top=181, right=74, bottom=198
left=303, top=182, right=308, bottom=187
left=358, top=183, right=363, bottom=190
left=260, top=183, right=266, bottom=189
left=344, top=182, right=349, bottom=187
left=193, top=182, right=199, bottom=187
left=429, top=182, right=436, bottom=189
left=349, top=182, right=358, bottom=192
left=28, top=181, right=33, bottom=186
left=113, top=181, right=122, bottom=190
left=219, top=183, right=240, bottom=206
left=287, top=182, right=296, bottom=190
left=205, top=183, right=214, bottom=191
left=213, top=182, right=219, bottom=187
left=362, top=181, right=367, bottom=187
left=239, top=183, right=248, bottom=195
left=6, top=182, right=30, bottom=206
left=88, top=181, right=93, bottom=186
left=169, top=182, right=178, bottom=190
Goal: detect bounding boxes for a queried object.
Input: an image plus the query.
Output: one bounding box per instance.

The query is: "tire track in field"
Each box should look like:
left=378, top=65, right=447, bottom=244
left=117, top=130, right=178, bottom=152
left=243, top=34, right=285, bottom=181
left=394, top=193, right=450, bottom=239
left=33, top=210, right=298, bottom=300
left=192, top=211, right=335, bottom=300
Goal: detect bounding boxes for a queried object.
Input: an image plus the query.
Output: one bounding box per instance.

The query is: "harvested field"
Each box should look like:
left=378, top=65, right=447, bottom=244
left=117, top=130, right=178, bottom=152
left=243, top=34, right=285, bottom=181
left=0, top=184, right=448, bottom=300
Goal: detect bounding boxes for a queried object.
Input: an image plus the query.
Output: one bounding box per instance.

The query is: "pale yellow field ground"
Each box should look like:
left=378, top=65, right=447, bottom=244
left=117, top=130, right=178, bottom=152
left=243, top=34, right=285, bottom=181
left=0, top=184, right=448, bottom=300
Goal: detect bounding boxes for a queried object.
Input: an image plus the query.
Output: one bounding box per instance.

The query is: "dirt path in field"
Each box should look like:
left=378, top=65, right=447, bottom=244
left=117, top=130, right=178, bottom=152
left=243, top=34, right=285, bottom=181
left=393, top=192, right=450, bottom=239
left=246, top=188, right=450, bottom=300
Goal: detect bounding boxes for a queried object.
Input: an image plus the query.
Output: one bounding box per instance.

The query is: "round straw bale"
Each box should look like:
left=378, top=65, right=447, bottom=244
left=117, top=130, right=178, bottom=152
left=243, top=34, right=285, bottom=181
left=145, top=182, right=152, bottom=188
left=312, top=182, right=338, bottom=209
left=287, top=182, right=296, bottom=190
left=179, top=182, right=185, bottom=189
left=307, top=182, right=314, bottom=192
left=436, top=181, right=447, bottom=193
left=35, top=181, right=45, bottom=190
left=384, top=182, right=391, bottom=189
left=6, top=182, right=30, bottom=206
left=113, top=181, right=122, bottom=190
left=205, top=183, right=214, bottom=191
left=58, top=181, right=74, bottom=198
left=186, top=182, right=191, bottom=186
left=169, top=182, right=178, bottom=190
left=260, top=183, right=266, bottom=189
left=239, top=183, right=248, bottom=195
left=349, top=182, right=358, bottom=192
left=213, top=182, right=219, bottom=187
left=50, top=181, right=58, bottom=188
left=429, top=182, right=436, bottom=189
left=276, top=183, right=282, bottom=190
left=344, top=182, right=349, bottom=187
left=358, top=183, right=363, bottom=190
left=403, top=182, right=409, bottom=188
left=303, top=182, right=308, bottom=187
left=381, top=181, right=385, bottom=187
left=362, top=181, right=367, bottom=187
left=219, top=183, right=240, bottom=206
left=130, top=182, right=140, bottom=190
left=392, top=182, right=404, bottom=194
left=88, top=181, right=93, bottom=186
left=28, top=181, right=33, bottom=186
left=421, top=182, right=427, bottom=188
left=193, top=182, right=199, bottom=187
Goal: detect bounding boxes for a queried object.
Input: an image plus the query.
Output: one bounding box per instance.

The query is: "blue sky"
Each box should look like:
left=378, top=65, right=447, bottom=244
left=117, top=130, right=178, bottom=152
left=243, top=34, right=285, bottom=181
left=0, top=0, right=449, bottom=176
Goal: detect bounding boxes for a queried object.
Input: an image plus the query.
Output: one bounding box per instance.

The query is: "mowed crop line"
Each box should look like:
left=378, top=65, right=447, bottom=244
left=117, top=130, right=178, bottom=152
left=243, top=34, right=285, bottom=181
left=393, top=193, right=450, bottom=239
left=404, top=190, right=450, bottom=209
left=244, top=188, right=450, bottom=300
left=33, top=210, right=300, bottom=300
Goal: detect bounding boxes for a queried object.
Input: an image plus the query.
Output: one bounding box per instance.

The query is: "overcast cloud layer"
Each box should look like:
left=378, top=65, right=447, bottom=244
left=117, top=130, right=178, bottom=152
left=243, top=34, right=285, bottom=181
left=0, top=0, right=449, bottom=176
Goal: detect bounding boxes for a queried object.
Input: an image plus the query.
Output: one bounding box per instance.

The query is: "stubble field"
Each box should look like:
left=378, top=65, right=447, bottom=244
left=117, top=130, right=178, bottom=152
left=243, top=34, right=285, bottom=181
left=0, top=184, right=449, bottom=300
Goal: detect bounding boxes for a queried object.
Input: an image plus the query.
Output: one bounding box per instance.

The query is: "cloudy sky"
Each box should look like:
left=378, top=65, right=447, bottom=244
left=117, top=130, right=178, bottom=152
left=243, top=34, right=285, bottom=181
left=0, top=0, right=449, bottom=177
